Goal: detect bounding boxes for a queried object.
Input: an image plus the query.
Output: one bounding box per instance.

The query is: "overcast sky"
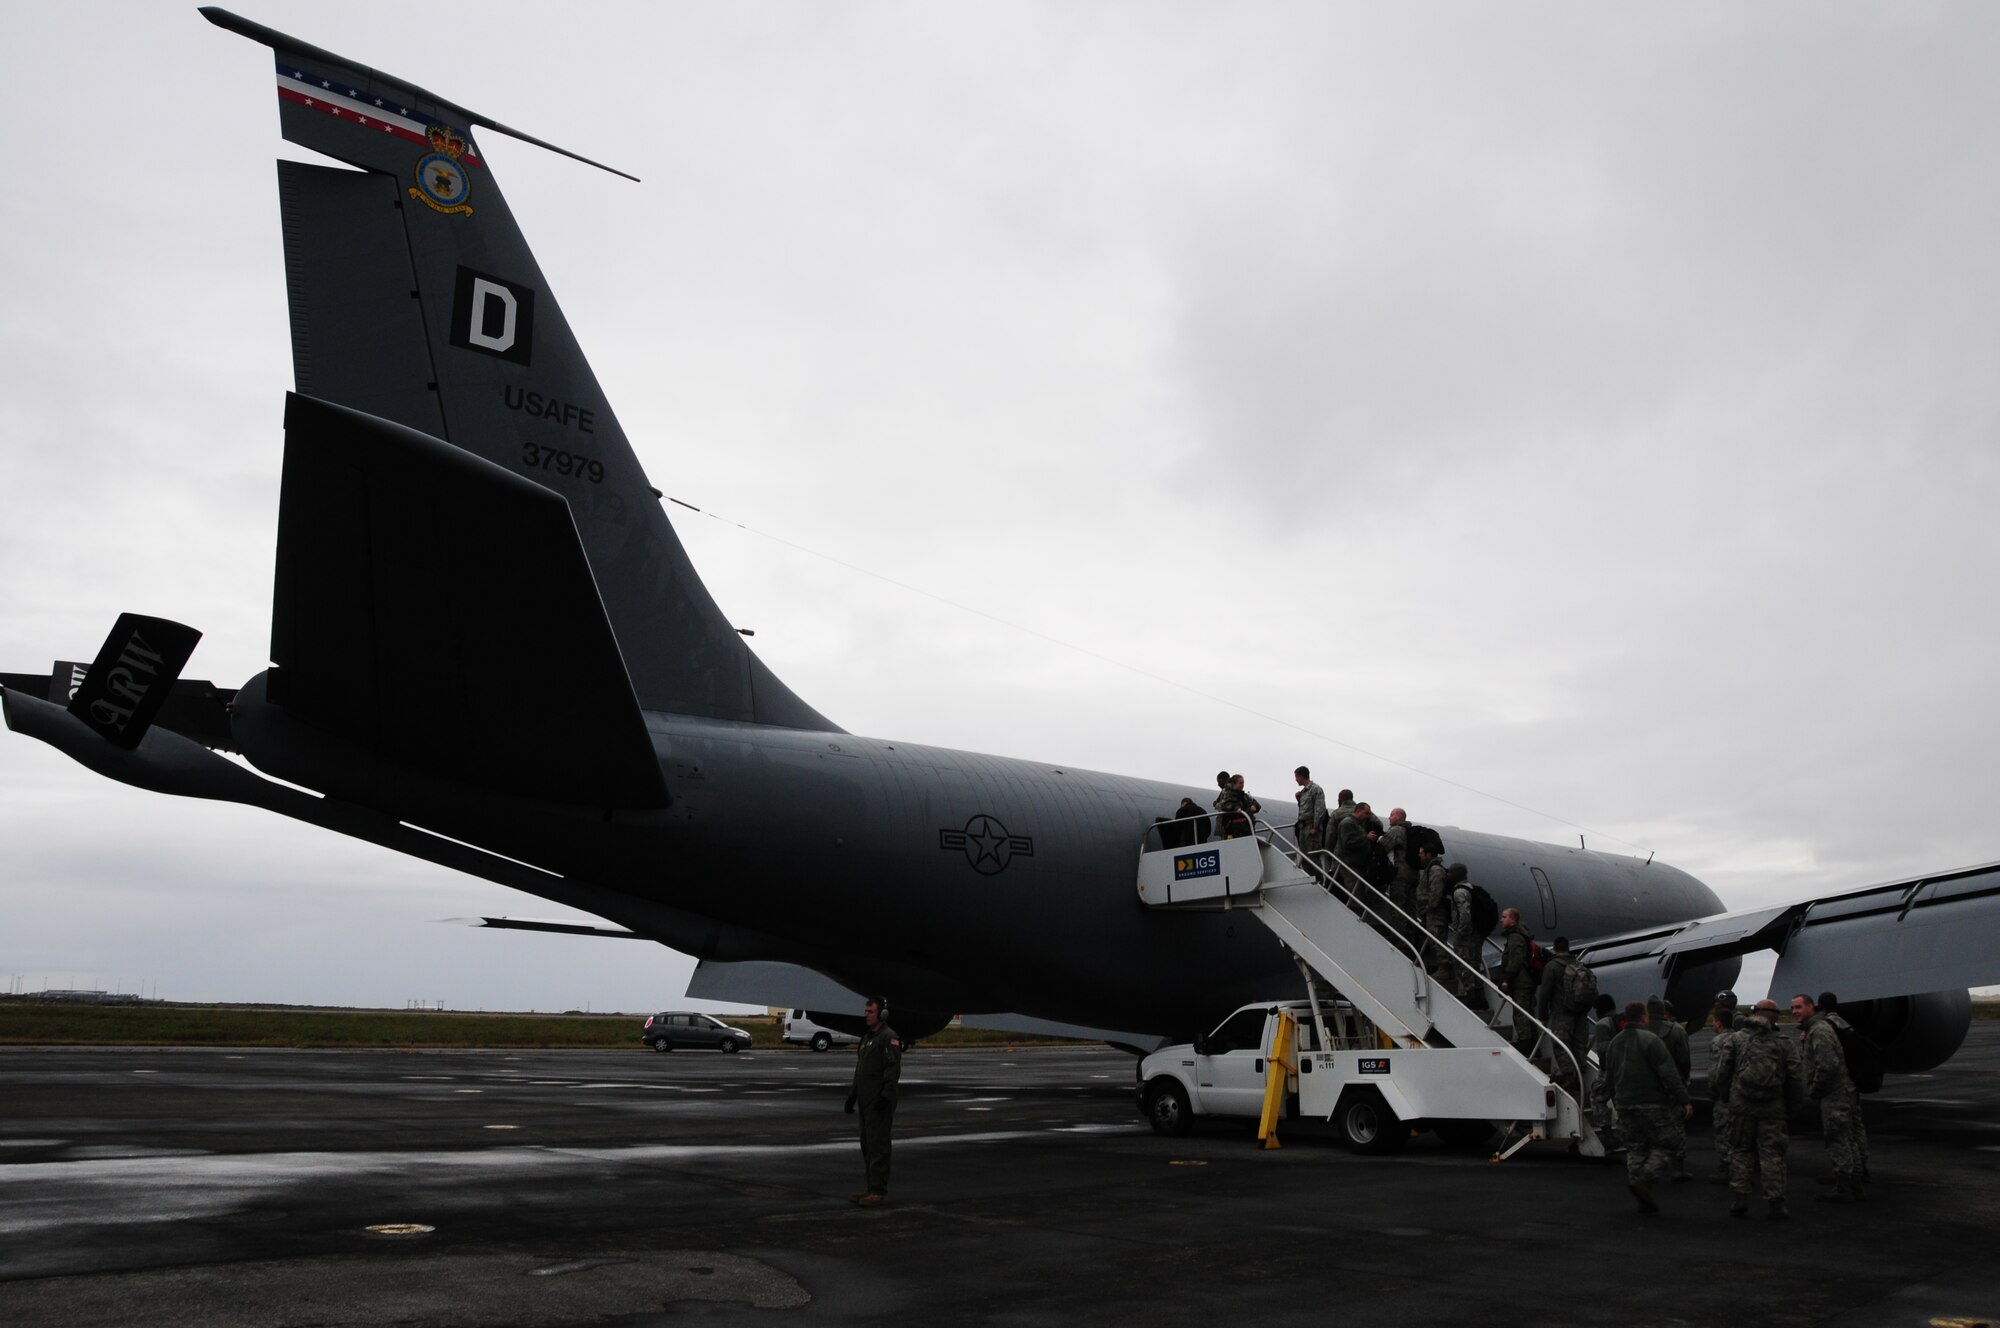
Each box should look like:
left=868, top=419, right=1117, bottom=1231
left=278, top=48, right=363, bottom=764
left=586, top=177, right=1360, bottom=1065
left=3, top=3, right=1996, bottom=1012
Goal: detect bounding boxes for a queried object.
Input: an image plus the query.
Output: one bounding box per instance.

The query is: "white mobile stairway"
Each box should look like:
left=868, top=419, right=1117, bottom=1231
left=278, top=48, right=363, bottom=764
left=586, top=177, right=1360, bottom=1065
left=1138, top=823, right=1605, bottom=1159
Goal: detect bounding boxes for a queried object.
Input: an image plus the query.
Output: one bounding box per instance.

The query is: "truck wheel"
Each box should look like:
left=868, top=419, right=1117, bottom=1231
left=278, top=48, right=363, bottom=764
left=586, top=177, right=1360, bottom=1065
left=811, top=1033, right=832, bottom=1052
left=1145, top=1080, right=1193, bottom=1137
left=1337, top=1090, right=1405, bottom=1154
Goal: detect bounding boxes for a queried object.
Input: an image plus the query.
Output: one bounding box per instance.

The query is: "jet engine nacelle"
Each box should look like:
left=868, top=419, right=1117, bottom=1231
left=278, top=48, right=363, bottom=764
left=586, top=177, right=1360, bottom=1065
left=1827, top=989, right=1970, bottom=1073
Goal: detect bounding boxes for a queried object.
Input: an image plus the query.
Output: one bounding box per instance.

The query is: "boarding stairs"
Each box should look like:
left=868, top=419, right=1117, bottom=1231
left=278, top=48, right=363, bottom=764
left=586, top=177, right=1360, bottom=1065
left=1138, top=823, right=1604, bottom=1159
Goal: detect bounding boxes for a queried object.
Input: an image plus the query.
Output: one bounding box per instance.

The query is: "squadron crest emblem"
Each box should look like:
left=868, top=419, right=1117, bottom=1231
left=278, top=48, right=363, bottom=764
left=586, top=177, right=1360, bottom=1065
left=409, top=123, right=474, bottom=216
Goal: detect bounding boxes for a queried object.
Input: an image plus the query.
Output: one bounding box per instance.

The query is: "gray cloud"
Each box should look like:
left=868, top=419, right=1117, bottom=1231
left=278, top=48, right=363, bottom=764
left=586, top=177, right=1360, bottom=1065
left=3, top=3, right=1996, bottom=1009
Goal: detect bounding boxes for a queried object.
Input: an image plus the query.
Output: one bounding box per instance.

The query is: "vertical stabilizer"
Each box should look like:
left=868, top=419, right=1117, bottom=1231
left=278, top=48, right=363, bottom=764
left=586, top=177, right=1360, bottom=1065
left=203, top=8, right=837, bottom=732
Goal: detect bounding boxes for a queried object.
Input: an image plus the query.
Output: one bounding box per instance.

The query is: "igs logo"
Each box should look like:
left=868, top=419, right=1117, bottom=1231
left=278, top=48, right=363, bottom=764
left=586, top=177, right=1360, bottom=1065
left=1173, top=850, right=1220, bottom=881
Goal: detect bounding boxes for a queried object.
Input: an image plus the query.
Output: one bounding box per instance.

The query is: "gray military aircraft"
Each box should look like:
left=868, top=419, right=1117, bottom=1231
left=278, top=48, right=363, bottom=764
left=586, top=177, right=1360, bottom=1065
left=4, top=9, right=1995, bottom=1062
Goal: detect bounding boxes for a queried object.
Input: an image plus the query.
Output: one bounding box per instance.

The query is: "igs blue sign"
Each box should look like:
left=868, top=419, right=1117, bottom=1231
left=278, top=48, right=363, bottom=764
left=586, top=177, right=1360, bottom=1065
left=1174, top=850, right=1220, bottom=881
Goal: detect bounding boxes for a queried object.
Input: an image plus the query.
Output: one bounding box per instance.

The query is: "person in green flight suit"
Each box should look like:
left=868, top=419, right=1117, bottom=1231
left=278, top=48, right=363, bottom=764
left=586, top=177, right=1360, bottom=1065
left=845, top=995, right=904, bottom=1206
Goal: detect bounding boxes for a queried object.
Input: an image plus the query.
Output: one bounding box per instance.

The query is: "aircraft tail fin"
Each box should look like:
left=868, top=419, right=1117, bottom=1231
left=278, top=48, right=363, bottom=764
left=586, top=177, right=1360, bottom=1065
left=204, top=8, right=837, bottom=732
left=265, top=392, right=669, bottom=809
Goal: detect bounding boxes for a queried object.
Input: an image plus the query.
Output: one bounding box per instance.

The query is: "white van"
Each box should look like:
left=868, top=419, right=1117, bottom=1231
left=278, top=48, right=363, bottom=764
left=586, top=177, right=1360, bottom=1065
left=782, top=1010, right=860, bottom=1051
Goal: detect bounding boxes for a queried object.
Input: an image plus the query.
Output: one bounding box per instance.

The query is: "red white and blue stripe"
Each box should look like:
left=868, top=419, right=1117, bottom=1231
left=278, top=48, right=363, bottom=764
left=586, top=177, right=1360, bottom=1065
left=274, top=61, right=482, bottom=166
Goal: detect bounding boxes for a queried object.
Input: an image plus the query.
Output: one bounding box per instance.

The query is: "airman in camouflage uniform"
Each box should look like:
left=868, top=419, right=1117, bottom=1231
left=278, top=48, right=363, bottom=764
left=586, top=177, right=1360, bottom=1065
left=1497, top=909, right=1539, bottom=1054
left=1536, top=939, right=1590, bottom=1091
left=1212, top=771, right=1259, bottom=840
left=1585, top=995, right=1622, bottom=1150
left=1648, top=997, right=1694, bottom=1181
left=1793, top=992, right=1865, bottom=1202
left=1605, top=1000, right=1693, bottom=1213
left=1291, top=767, right=1327, bottom=869
left=1444, top=867, right=1484, bottom=1005
left=1706, top=1008, right=1745, bottom=1185
left=1333, top=805, right=1377, bottom=895
left=1380, top=809, right=1420, bottom=939
left=1709, top=999, right=1807, bottom=1219
left=845, top=996, right=904, bottom=1206
left=1414, top=845, right=1450, bottom=953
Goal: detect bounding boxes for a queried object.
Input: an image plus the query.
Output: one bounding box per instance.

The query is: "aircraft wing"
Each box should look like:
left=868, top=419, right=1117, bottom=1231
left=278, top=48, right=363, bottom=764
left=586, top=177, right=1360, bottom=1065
left=1577, top=859, right=2000, bottom=1003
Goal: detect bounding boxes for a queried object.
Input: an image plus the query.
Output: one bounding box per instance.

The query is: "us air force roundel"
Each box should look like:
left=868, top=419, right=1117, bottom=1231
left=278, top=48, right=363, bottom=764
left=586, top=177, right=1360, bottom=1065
left=939, top=814, right=1035, bottom=876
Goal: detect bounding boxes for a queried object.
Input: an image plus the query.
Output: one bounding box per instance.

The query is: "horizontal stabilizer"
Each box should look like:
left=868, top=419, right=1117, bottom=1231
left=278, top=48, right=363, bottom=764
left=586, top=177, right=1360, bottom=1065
left=2, top=668, right=234, bottom=752
left=462, top=916, right=641, bottom=939
left=199, top=7, right=635, bottom=180
left=270, top=392, right=666, bottom=809
left=65, top=615, right=202, bottom=750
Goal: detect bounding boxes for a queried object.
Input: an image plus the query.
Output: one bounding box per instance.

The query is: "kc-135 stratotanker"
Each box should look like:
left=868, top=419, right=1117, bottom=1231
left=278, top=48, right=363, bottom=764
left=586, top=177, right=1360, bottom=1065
left=5, top=8, right=1995, bottom=1069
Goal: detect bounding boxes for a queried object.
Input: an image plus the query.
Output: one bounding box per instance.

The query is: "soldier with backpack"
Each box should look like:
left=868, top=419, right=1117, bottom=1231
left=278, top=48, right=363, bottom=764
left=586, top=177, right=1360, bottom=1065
left=1414, top=841, right=1450, bottom=954
left=1706, top=1007, right=1745, bottom=1185
left=1648, top=997, right=1695, bottom=1182
left=1444, top=865, right=1491, bottom=1005
left=1791, top=991, right=1873, bottom=1203
left=1498, top=909, right=1540, bottom=1053
left=1586, top=993, right=1623, bottom=1150
left=1536, top=937, right=1592, bottom=1090
left=1605, top=1000, right=1694, bottom=1213
left=1709, top=998, right=1807, bottom=1219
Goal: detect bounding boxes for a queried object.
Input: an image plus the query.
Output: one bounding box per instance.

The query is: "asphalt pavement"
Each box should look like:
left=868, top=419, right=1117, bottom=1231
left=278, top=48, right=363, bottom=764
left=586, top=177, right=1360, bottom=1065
left=2, top=1026, right=1998, bottom=1326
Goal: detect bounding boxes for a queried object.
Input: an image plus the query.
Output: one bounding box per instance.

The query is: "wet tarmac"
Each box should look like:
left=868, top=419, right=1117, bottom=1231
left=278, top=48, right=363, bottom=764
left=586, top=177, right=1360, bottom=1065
left=2, top=1026, right=1998, bottom=1326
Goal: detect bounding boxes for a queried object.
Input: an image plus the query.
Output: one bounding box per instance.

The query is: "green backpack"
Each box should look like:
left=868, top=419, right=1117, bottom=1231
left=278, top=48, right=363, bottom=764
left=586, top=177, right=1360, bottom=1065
left=1560, top=958, right=1599, bottom=1014
left=1733, top=1033, right=1786, bottom=1102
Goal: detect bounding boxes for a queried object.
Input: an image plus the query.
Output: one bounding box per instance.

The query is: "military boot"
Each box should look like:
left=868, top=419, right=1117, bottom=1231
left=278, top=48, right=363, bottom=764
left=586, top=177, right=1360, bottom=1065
left=1728, top=1196, right=1749, bottom=1217
left=1767, top=1198, right=1790, bottom=1220
left=1817, top=1178, right=1861, bottom=1204
left=1628, top=1180, right=1659, bottom=1214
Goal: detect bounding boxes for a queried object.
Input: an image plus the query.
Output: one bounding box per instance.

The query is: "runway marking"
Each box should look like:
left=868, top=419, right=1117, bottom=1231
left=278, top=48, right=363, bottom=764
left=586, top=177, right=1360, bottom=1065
left=0, top=1139, right=68, bottom=1148
left=68, top=1146, right=211, bottom=1160
left=401, top=1076, right=456, bottom=1082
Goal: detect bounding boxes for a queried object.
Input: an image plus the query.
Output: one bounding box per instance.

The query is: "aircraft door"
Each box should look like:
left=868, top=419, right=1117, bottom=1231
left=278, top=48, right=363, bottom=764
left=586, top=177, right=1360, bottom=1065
left=1532, top=867, right=1557, bottom=930
left=1197, top=1007, right=1274, bottom=1116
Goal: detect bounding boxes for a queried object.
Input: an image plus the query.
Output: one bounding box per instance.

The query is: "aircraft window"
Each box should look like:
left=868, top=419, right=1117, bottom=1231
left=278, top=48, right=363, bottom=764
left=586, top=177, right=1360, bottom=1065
left=1206, top=1008, right=1268, bottom=1055
left=1532, top=867, right=1557, bottom=929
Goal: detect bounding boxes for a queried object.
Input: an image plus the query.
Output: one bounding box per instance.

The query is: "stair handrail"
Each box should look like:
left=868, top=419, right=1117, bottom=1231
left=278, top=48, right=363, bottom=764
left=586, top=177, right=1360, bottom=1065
left=1258, top=819, right=1589, bottom=1098
left=1132, top=814, right=1589, bottom=1100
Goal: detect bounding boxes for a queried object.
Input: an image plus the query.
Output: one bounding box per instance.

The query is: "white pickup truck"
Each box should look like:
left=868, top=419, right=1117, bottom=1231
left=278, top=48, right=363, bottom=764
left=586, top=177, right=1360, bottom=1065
left=1135, top=999, right=1550, bottom=1153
